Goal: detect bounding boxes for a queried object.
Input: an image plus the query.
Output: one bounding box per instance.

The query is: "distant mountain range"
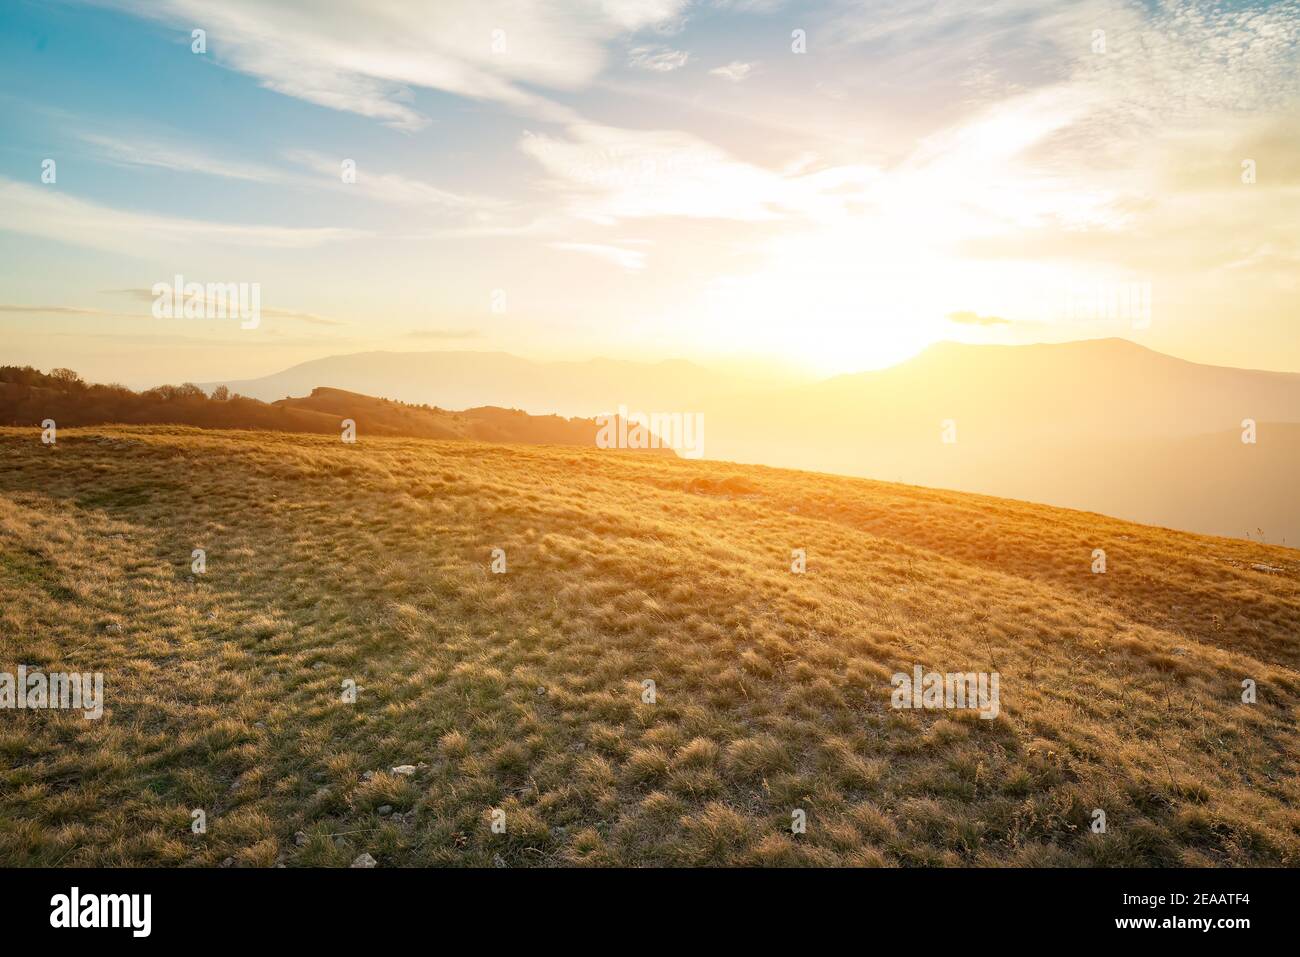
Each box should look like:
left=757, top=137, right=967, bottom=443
left=202, top=351, right=751, bottom=417
left=14, top=337, right=1300, bottom=544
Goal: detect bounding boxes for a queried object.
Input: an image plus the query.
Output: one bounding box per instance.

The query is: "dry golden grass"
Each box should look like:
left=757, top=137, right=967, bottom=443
left=1, top=425, right=1297, bottom=867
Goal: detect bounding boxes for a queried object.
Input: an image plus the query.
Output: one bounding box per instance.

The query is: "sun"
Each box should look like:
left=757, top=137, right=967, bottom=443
left=692, top=222, right=959, bottom=373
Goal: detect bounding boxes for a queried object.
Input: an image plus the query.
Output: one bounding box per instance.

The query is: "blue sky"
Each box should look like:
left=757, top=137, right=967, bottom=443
left=2, top=0, right=1298, bottom=387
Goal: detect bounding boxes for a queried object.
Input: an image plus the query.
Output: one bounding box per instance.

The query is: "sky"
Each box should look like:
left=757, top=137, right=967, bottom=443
left=1, top=0, right=1298, bottom=388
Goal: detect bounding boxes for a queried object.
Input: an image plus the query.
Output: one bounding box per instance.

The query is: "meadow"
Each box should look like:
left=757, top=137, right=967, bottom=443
left=1, top=425, right=1297, bottom=866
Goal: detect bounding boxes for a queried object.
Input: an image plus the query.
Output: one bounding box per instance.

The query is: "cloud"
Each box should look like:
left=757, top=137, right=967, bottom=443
left=1078, top=0, right=1300, bottom=119
left=830, top=0, right=1300, bottom=131
left=0, top=304, right=139, bottom=319
left=946, top=310, right=1010, bottom=326
left=628, top=46, right=689, bottom=72
left=0, top=177, right=367, bottom=252
left=259, top=307, right=345, bottom=327
left=73, top=132, right=508, bottom=219
left=549, top=242, right=647, bottom=270
left=873, top=1, right=1300, bottom=297
left=106, top=0, right=691, bottom=129
left=281, top=150, right=503, bottom=213
left=709, top=61, right=753, bottom=82
left=519, top=123, right=870, bottom=223
left=77, top=132, right=284, bottom=183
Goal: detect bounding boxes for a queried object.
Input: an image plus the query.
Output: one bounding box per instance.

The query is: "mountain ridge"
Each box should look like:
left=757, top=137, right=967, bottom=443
left=0, top=369, right=674, bottom=454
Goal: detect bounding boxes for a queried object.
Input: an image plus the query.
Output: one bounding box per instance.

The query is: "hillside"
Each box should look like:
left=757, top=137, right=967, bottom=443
left=0, top=367, right=668, bottom=452
left=1, top=426, right=1297, bottom=867
left=275, top=387, right=672, bottom=450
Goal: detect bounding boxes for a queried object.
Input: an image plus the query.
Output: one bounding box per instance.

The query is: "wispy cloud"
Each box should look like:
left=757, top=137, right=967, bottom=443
left=947, top=310, right=1010, bottom=326
left=519, top=123, right=870, bottom=223
left=77, top=132, right=285, bottom=183
left=260, top=307, right=345, bottom=327
left=282, top=150, right=502, bottom=212
left=0, top=178, right=367, bottom=251
left=105, top=0, right=690, bottom=129
left=709, top=61, right=754, bottom=82
left=549, top=242, right=647, bottom=270
left=0, top=304, right=139, bottom=319
left=628, top=46, right=690, bottom=72
left=76, top=131, right=508, bottom=220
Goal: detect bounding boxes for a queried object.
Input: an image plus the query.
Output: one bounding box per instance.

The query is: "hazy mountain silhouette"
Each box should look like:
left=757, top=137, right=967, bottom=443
left=704, top=339, right=1300, bottom=544
left=203, top=351, right=755, bottom=417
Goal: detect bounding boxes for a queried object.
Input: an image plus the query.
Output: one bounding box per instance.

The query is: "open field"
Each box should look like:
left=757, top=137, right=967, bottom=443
left=1, top=426, right=1298, bottom=867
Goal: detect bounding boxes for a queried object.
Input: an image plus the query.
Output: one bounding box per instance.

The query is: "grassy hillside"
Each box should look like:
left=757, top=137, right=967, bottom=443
left=276, top=387, right=674, bottom=450
left=1, top=426, right=1297, bottom=867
